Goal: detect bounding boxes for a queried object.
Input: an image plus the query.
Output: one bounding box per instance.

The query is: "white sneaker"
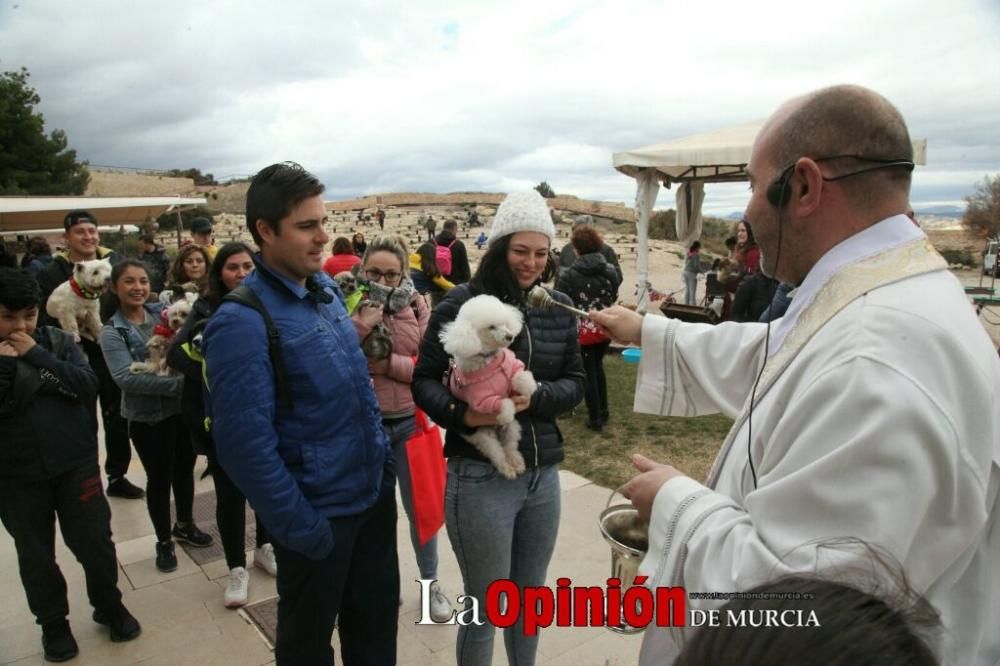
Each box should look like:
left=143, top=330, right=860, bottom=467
left=429, top=581, right=453, bottom=623
left=224, top=567, right=250, bottom=608
left=254, top=544, right=278, bottom=577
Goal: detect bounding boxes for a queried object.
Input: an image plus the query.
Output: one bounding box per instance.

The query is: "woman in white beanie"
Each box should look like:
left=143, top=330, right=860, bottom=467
left=413, top=190, right=585, bottom=665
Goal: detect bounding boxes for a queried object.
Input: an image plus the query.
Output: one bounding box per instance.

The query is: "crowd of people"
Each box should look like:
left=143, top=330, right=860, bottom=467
left=0, top=83, right=997, bottom=666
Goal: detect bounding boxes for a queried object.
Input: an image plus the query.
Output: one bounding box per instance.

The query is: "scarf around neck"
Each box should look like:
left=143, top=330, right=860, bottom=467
left=363, top=277, right=417, bottom=314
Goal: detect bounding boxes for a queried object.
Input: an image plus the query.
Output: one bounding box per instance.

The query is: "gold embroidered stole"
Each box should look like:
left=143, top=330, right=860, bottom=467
left=706, top=239, right=947, bottom=488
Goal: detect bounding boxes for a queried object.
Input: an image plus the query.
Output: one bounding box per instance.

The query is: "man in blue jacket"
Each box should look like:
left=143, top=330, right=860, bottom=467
left=203, top=162, right=398, bottom=665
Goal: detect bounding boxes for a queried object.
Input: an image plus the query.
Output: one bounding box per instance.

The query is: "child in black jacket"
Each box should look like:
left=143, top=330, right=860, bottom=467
left=0, top=268, right=140, bottom=662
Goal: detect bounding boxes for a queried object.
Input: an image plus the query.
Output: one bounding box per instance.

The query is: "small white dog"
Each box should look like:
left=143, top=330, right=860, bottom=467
left=440, top=294, right=537, bottom=479
left=45, top=258, right=111, bottom=342
left=129, top=293, right=197, bottom=376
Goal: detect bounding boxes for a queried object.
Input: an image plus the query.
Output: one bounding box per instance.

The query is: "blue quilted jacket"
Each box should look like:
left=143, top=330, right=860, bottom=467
left=203, top=256, right=390, bottom=560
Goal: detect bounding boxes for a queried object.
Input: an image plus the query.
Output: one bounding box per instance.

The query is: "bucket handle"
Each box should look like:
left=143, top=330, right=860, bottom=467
left=606, top=485, right=631, bottom=509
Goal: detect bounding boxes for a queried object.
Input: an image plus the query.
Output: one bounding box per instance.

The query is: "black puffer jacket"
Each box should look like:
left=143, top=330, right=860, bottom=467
left=166, top=297, right=214, bottom=453
left=412, top=284, right=585, bottom=468
left=556, top=251, right=621, bottom=311
left=0, top=327, right=98, bottom=480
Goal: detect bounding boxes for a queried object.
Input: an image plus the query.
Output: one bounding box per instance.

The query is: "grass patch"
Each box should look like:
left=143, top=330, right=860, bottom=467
left=558, top=353, right=733, bottom=489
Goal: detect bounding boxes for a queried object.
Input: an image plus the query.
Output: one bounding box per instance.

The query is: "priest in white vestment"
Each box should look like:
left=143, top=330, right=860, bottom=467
left=592, top=85, right=1000, bottom=666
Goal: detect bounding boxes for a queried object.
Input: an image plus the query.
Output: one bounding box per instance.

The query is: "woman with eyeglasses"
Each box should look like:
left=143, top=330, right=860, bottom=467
left=350, top=235, right=454, bottom=622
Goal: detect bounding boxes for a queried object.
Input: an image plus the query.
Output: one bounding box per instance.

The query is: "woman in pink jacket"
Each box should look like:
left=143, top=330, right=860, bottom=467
left=351, top=235, right=453, bottom=622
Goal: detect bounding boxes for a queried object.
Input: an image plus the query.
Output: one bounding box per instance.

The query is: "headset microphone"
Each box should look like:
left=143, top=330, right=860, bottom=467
left=766, top=163, right=795, bottom=207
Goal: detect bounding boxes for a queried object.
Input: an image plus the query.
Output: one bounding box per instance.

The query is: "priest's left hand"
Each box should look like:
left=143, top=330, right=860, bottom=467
left=621, top=454, right=685, bottom=523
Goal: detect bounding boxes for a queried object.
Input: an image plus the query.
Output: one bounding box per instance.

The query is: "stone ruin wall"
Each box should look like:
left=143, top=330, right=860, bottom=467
left=84, top=170, right=638, bottom=223
left=328, top=192, right=636, bottom=224
left=85, top=170, right=196, bottom=197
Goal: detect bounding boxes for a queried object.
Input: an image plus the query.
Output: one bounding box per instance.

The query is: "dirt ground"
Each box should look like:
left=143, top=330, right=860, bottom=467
left=199, top=207, right=1000, bottom=348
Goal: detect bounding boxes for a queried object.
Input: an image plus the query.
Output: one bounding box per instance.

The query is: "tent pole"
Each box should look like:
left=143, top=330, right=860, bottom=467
left=634, top=169, right=659, bottom=314
left=175, top=208, right=183, bottom=248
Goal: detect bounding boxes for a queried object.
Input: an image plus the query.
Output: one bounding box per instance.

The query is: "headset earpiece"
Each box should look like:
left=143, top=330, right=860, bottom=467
left=766, top=164, right=794, bottom=207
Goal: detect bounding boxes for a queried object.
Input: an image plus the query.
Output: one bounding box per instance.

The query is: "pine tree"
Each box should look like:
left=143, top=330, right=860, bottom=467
left=0, top=67, right=89, bottom=195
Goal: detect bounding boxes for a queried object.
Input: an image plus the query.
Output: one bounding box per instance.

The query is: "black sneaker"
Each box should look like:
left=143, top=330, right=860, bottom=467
left=155, top=540, right=178, bottom=572
left=171, top=522, right=214, bottom=548
left=107, top=477, right=145, bottom=499
left=41, top=619, right=78, bottom=662
left=93, top=605, right=142, bottom=642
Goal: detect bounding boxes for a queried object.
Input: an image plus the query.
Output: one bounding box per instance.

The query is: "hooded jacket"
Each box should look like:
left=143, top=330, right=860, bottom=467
left=413, top=283, right=585, bottom=468
left=555, top=251, right=621, bottom=312
left=0, top=327, right=98, bottom=480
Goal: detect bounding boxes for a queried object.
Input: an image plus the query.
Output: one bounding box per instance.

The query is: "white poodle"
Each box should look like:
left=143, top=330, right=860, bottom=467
left=440, top=294, right=538, bottom=479
left=45, top=258, right=111, bottom=342
left=129, top=293, right=196, bottom=376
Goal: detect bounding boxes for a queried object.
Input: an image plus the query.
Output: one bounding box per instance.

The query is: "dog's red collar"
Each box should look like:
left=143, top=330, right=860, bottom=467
left=152, top=323, right=175, bottom=339
left=69, top=275, right=102, bottom=300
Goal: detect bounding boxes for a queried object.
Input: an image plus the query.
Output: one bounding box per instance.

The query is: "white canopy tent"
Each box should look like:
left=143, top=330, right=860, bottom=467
left=0, top=196, right=207, bottom=235
left=613, top=122, right=928, bottom=311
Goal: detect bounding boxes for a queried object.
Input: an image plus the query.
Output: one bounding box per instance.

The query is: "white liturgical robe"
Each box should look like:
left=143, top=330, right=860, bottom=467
left=634, top=215, right=1000, bottom=666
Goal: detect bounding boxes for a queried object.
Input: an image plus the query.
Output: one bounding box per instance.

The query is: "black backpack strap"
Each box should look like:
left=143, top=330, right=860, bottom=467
left=222, top=286, right=292, bottom=409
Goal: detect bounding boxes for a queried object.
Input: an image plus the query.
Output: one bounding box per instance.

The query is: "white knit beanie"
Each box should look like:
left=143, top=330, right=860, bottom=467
left=487, top=191, right=556, bottom=247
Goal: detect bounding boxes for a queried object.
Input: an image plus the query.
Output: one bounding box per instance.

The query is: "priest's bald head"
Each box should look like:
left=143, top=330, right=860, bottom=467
left=745, top=85, right=915, bottom=284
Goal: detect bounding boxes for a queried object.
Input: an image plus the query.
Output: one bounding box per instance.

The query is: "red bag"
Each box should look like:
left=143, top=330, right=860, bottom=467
left=578, top=317, right=609, bottom=346
left=405, top=408, right=446, bottom=545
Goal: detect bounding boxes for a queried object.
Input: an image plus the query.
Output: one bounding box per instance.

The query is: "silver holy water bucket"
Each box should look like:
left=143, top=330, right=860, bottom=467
left=598, top=488, right=649, bottom=635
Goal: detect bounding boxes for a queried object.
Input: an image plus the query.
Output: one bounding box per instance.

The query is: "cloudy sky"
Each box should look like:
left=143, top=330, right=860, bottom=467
left=2, top=0, right=998, bottom=214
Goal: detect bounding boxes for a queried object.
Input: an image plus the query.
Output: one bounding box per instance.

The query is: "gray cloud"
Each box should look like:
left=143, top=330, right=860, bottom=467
left=1, top=0, right=997, bottom=214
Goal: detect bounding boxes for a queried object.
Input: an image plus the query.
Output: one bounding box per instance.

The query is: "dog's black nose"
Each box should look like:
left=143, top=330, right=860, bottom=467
left=504, top=334, right=513, bottom=342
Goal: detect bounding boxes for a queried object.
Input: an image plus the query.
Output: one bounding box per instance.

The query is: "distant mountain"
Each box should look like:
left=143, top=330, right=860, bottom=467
left=719, top=206, right=966, bottom=219
left=915, top=205, right=964, bottom=218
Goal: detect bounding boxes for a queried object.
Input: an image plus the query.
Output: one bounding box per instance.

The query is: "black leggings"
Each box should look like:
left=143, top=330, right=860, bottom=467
left=206, top=443, right=269, bottom=570
left=581, top=341, right=611, bottom=424
left=129, top=415, right=196, bottom=543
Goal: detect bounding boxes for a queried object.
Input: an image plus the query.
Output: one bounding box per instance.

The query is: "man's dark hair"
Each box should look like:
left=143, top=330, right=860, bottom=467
left=771, top=85, right=913, bottom=203
left=469, top=234, right=555, bottom=304
left=139, top=234, right=156, bottom=245
left=246, top=162, right=325, bottom=246
left=725, top=236, right=737, bottom=249
left=443, top=220, right=458, bottom=233
left=0, top=268, right=41, bottom=311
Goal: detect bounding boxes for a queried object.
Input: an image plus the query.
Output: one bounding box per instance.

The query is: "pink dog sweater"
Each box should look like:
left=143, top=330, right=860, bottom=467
left=448, top=348, right=525, bottom=414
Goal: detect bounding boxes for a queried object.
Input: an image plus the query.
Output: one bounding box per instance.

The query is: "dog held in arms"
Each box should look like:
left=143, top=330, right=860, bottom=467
left=129, top=293, right=197, bottom=376
left=45, top=258, right=112, bottom=342
left=440, top=294, right=537, bottom=479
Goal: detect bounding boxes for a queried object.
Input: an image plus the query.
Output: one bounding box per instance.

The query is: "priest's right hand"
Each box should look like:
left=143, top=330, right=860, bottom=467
left=589, top=305, right=644, bottom=346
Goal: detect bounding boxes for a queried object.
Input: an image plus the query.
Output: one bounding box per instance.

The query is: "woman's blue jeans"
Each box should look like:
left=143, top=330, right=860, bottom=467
left=446, top=458, right=561, bottom=666
left=386, top=416, right=439, bottom=580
